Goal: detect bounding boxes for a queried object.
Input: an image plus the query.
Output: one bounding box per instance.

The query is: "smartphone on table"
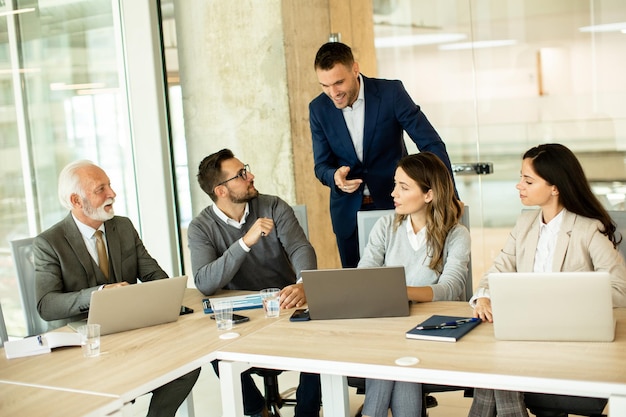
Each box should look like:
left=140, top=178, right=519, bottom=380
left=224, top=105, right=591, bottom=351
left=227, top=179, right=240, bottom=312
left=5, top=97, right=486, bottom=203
left=210, top=313, right=250, bottom=324
left=180, top=306, right=194, bottom=315
left=290, top=308, right=310, bottom=322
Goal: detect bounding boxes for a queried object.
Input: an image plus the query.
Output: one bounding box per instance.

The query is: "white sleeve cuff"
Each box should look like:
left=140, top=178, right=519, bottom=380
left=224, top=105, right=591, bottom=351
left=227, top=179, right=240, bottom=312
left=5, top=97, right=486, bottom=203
left=238, top=238, right=251, bottom=252
left=468, top=287, right=490, bottom=308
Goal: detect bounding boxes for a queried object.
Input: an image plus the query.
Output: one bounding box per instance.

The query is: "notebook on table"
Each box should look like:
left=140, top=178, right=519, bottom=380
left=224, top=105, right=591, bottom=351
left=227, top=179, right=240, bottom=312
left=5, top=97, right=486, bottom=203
left=68, top=275, right=188, bottom=336
left=301, top=266, right=410, bottom=320
left=488, top=271, right=615, bottom=342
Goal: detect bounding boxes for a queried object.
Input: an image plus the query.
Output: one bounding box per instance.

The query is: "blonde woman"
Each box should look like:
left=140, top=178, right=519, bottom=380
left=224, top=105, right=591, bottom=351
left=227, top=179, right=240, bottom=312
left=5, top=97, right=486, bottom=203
left=358, top=152, right=470, bottom=417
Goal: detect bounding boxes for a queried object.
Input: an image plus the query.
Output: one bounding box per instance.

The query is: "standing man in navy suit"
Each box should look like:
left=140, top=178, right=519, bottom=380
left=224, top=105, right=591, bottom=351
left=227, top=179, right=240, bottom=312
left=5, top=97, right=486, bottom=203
left=309, top=41, right=457, bottom=268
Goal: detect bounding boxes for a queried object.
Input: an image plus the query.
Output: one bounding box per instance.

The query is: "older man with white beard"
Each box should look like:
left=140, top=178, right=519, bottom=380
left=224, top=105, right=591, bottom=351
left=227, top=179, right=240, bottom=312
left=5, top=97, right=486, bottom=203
left=33, top=160, right=200, bottom=417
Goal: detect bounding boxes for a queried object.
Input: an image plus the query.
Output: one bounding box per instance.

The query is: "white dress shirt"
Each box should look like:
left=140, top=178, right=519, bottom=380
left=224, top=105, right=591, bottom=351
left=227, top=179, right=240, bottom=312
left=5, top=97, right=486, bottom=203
left=212, top=203, right=252, bottom=252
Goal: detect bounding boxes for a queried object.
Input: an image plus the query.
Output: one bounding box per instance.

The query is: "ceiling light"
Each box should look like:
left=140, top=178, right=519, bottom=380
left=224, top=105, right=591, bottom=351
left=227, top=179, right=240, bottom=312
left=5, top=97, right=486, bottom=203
left=0, top=8, right=36, bottom=18
left=375, top=33, right=467, bottom=48
left=0, top=68, right=41, bottom=75
left=579, top=22, right=626, bottom=33
left=50, top=82, right=106, bottom=91
left=439, top=39, right=517, bottom=51
left=77, top=88, right=120, bottom=96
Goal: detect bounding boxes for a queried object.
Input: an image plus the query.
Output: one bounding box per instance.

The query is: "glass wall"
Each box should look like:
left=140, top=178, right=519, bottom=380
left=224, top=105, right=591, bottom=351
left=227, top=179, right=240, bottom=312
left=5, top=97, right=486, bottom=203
left=373, top=0, right=626, bottom=277
left=3, top=0, right=625, bottom=336
left=0, top=0, right=139, bottom=337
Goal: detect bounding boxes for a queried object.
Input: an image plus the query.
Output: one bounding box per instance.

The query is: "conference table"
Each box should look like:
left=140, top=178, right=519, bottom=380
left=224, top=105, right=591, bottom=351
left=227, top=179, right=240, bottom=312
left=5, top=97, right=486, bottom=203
left=216, top=301, right=626, bottom=416
left=0, top=381, right=123, bottom=417
left=2, top=289, right=626, bottom=416
left=0, top=289, right=274, bottom=416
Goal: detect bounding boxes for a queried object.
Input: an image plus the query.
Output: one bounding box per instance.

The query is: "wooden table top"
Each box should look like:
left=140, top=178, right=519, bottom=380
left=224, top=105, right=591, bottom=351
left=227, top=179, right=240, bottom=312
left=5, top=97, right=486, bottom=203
left=217, top=301, right=626, bottom=398
left=0, top=288, right=279, bottom=401
left=0, top=381, right=122, bottom=417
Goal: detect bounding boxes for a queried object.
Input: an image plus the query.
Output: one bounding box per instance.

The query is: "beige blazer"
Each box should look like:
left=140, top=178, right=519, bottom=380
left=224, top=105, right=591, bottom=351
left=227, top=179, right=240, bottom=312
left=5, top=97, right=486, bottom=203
left=478, top=209, right=626, bottom=307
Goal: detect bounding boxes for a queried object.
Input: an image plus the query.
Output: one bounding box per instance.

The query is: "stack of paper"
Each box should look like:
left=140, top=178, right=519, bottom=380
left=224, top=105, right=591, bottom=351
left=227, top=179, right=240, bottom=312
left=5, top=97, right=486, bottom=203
left=4, top=332, right=82, bottom=359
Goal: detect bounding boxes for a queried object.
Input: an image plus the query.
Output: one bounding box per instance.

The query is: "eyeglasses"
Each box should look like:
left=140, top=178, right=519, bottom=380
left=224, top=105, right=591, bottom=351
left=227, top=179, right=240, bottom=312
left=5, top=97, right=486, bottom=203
left=217, top=164, right=250, bottom=186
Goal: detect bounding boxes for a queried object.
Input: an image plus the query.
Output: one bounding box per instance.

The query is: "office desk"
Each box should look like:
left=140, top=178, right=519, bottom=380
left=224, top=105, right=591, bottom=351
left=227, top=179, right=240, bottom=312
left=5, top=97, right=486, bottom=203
left=0, top=381, right=123, bottom=417
left=0, top=288, right=275, bottom=413
left=217, top=301, right=626, bottom=416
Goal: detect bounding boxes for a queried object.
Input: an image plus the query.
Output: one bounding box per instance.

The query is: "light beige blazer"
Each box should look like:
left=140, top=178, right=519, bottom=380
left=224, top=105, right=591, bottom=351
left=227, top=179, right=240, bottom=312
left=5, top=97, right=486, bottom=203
left=478, top=209, right=626, bottom=307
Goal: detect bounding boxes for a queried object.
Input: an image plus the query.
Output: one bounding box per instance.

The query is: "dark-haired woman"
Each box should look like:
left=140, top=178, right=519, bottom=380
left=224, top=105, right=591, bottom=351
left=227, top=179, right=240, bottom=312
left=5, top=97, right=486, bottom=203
left=469, top=143, right=626, bottom=417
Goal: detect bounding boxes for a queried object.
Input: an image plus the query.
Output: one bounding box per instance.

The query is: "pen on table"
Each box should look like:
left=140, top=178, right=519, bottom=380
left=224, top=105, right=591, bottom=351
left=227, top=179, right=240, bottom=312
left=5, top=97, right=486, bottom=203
left=415, top=317, right=480, bottom=330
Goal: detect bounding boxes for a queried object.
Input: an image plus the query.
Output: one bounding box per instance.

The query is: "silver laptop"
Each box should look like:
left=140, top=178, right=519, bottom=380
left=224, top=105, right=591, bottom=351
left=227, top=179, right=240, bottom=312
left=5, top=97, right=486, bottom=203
left=69, top=276, right=188, bottom=336
left=489, top=272, right=615, bottom=341
left=301, top=266, right=410, bottom=320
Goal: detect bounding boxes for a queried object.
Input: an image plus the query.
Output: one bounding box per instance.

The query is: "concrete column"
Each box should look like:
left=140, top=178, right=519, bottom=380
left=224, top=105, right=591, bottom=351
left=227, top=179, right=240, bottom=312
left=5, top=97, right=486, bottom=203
left=175, top=0, right=375, bottom=269
left=175, top=0, right=295, bottom=210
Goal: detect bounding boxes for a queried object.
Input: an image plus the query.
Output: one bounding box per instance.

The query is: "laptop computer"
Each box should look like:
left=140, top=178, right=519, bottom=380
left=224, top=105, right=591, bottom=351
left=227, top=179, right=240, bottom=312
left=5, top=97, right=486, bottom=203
left=301, top=266, right=410, bottom=320
left=69, top=276, right=188, bottom=336
left=489, top=271, right=615, bottom=342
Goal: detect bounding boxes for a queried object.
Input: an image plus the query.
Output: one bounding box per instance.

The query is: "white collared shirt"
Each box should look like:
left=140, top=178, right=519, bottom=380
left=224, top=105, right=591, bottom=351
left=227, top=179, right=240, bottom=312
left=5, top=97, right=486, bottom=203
left=533, top=209, right=565, bottom=273
left=341, top=73, right=365, bottom=162
left=71, top=214, right=108, bottom=265
left=404, top=215, right=427, bottom=252
left=211, top=203, right=252, bottom=252
left=470, top=209, right=566, bottom=306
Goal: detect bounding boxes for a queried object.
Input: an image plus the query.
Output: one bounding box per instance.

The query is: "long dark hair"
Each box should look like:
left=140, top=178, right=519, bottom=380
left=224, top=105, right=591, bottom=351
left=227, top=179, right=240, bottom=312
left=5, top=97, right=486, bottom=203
left=523, top=143, right=620, bottom=247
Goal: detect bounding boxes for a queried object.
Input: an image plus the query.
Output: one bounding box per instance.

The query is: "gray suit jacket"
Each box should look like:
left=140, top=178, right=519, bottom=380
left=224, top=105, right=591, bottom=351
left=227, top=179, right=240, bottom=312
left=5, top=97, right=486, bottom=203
left=34, top=213, right=167, bottom=321
left=478, top=209, right=626, bottom=307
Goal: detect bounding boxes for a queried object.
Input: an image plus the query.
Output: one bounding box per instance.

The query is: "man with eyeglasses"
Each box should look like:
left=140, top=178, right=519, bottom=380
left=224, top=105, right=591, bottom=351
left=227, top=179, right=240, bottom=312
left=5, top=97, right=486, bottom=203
left=188, top=148, right=320, bottom=417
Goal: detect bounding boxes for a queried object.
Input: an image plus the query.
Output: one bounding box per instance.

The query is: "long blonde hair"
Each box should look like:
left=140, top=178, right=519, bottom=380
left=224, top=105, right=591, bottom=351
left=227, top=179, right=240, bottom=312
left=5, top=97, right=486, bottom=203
left=394, top=153, right=462, bottom=272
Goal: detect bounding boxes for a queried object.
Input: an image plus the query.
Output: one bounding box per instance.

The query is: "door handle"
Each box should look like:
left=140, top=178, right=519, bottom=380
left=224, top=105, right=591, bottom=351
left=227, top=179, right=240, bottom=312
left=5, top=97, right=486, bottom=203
left=452, top=163, right=494, bottom=175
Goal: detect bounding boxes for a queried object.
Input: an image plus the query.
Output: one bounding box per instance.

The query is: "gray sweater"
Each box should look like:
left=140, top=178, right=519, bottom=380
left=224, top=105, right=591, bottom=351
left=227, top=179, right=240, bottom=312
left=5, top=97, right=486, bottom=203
left=358, top=214, right=470, bottom=301
left=188, top=194, right=317, bottom=295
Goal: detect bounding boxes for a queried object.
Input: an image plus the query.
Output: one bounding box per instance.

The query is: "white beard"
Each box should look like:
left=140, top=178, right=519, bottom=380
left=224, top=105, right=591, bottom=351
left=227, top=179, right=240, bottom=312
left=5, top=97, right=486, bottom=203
left=83, top=198, right=115, bottom=222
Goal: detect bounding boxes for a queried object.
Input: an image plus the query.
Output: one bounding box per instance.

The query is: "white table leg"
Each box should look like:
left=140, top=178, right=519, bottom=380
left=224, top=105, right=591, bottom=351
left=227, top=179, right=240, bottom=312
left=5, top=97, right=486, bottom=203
left=609, top=394, right=626, bottom=416
left=179, top=391, right=195, bottom=417
left=218, top=361, right=249, bottom=417
left=320, top=374, right=350, bottom=417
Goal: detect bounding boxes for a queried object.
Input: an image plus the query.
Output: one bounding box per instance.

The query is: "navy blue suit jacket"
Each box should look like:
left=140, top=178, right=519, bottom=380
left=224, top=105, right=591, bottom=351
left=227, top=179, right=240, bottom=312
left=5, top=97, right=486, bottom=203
left=309, top=75, right=454, bottom=239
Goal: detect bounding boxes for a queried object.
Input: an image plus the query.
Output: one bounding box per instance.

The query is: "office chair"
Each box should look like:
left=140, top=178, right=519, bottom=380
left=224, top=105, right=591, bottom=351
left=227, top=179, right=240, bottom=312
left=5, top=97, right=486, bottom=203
left=250, top=368, right=297, bottom=416
left=523, top=393, right=606, bottom=417
left=292, top=204, right=309, bottom=240
left=349, top=207, right=474, bottom=417
left=0, top=302, right=8, bottom=347
left=10, top=237, right=69, bottom=336
left=250, top=205, right=309, bottom=416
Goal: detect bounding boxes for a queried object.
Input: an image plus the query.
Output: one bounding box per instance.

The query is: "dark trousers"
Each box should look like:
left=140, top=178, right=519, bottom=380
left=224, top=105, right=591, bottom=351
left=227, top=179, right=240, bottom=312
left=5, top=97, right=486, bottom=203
left=336, top=230, right=360, bottom=268
left=336, top=202, right=377, bottom=268
left=147, top=368, right=201, bottom=417
left=212, top=360, right=321, bottom=416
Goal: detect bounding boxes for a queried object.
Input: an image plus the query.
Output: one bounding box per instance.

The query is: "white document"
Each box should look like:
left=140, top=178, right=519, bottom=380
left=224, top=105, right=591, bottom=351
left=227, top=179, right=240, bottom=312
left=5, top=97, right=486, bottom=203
left=4, top=332, right=82, bottom=359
